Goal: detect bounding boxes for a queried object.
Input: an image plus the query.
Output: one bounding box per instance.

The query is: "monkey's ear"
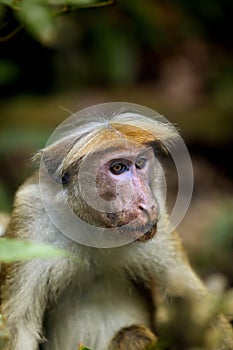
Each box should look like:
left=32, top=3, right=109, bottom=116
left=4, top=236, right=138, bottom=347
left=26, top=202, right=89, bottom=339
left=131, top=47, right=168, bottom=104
left=146, top=140, right=170, bottom=158
left=35, top=137, right=78, bottom=184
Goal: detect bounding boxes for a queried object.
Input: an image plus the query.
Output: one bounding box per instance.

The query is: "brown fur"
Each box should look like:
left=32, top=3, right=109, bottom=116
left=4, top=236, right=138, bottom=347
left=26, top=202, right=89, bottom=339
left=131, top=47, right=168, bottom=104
left=109, top=324, right=157, bottom=350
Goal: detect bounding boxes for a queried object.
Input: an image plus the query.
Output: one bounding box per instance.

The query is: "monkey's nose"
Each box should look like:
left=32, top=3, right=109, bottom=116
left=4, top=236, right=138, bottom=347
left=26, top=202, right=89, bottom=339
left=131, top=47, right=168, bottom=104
left=139, top=205, right=149, bottom=214
left=138, top=204, right=155, bottom=213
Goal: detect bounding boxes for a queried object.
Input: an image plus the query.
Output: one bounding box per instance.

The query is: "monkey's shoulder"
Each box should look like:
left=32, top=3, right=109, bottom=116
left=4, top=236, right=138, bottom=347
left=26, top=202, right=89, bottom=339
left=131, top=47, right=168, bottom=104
left=6, top=172, right=47, bottom=239
left=14, top=172, right=40, bottom=203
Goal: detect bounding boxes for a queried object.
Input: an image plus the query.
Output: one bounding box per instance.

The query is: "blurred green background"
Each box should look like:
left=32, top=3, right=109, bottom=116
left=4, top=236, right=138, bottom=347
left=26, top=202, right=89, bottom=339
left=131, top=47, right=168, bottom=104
left=0, top=0, right=233, bottom=286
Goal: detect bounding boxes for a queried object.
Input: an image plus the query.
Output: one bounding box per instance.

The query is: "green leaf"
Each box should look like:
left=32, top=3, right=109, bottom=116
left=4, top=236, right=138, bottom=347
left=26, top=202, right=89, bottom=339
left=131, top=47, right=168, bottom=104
left=78, top=346, right=92, bottom=350
left=48, top=0, right=93, bottom=4
left=1, top=0, right=15, bottom=6
left=0, top=238, right=66, bottom=262
left=48, top=0, right=111, bottom=6
left=17, top=0, right=56, bottom=44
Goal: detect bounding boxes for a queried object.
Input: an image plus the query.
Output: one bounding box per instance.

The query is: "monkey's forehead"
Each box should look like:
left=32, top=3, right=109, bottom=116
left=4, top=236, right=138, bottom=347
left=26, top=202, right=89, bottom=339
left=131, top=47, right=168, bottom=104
left=82, top=124, right=156, bottom=153
left=110, top=123, right=156, bottom=143
left=64, top=124, right=157, bottom=165
left=88, top=145, right=154, bottom=164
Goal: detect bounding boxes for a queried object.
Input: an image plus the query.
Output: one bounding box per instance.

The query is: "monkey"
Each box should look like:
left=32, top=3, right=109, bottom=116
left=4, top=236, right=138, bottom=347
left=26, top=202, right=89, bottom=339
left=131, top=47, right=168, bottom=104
left=1, top=103, right=233, bottom=350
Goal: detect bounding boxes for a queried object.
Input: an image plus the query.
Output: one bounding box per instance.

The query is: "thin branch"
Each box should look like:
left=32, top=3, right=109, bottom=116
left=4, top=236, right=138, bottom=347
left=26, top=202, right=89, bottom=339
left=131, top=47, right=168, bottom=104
left=54, top=0, right=116, bottom=16
left=0, top=24, right=23, bottom=42
left=78, top=0, right=116, bottom=8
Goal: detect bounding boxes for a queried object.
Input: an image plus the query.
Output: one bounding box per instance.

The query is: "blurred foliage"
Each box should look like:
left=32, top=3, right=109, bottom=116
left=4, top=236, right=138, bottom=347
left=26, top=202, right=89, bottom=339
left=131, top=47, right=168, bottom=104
left=0, top=183, right=10, bottom=212
left=78, top=345, right=91, bottom=350
left=0, top=0, right=232, bottom=95
left=211, top=203, right=233, bottom=250
left=0, top=0, right=115, bottom=44
left=0, top=238, right=66, bottom=262
left=192, top=201, right=233, bottom=285
left=149, top=288, right=233, bottom=350
left=0, top=59, right=19, bottom=85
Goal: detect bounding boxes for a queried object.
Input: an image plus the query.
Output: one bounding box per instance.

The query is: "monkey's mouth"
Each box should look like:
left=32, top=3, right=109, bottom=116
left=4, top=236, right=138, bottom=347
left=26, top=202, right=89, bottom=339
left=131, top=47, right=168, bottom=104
left=116, top=221, right=157, bottom=242
left=100, top=211, right=157, bottom=242
left=136, top=223, right=157, bottom=242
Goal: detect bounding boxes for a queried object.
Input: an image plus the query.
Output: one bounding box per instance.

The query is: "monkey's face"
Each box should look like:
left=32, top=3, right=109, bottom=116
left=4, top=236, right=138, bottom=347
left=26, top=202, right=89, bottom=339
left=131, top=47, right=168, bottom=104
left=64, top=144, right=159, bottom=242
left=40, top=106, right=181, bottom=246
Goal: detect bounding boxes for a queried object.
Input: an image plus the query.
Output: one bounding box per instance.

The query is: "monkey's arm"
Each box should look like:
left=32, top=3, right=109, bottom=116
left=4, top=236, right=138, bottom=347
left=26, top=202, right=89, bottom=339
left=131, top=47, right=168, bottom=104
left=1, top=177, right=75, bottom=350
left=2, top=260, right=52, bottom=350
left=150, top=230, right=207, bottom=297
left=1, top=252, right=74, bottom=350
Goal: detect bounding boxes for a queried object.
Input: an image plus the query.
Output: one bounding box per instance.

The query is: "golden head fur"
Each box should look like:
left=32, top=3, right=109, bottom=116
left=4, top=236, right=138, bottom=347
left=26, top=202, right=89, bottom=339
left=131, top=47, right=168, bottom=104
left=40, top=112, right=178, bottom=183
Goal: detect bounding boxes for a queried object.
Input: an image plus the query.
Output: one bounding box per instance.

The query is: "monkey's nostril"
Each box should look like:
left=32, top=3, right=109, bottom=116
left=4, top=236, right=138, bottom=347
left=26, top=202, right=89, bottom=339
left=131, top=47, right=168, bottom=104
left=139, top=205, right=144, bottom=211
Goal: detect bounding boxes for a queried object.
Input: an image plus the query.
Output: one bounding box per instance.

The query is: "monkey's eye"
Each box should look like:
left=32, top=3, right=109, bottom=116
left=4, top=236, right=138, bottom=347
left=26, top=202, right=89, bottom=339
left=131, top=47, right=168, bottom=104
left=110, top=162, right=129, bottom=175
left=135, top=157, right=147, bottom=169
left=61, top=172, right=70, bottom=185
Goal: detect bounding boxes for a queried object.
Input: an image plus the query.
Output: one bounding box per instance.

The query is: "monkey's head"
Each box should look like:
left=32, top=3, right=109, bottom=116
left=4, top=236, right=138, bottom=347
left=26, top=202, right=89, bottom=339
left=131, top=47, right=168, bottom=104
left=40, top=106, right=178, bottom=245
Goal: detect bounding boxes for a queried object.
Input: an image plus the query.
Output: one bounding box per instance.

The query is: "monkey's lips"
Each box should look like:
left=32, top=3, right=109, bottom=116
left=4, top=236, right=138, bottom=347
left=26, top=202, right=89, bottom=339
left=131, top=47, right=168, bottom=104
left=116, top=221, right=157, bottom=242
left=136, top=223, right=157, bottom=242
left=102, top=210, right=158, bottom=242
